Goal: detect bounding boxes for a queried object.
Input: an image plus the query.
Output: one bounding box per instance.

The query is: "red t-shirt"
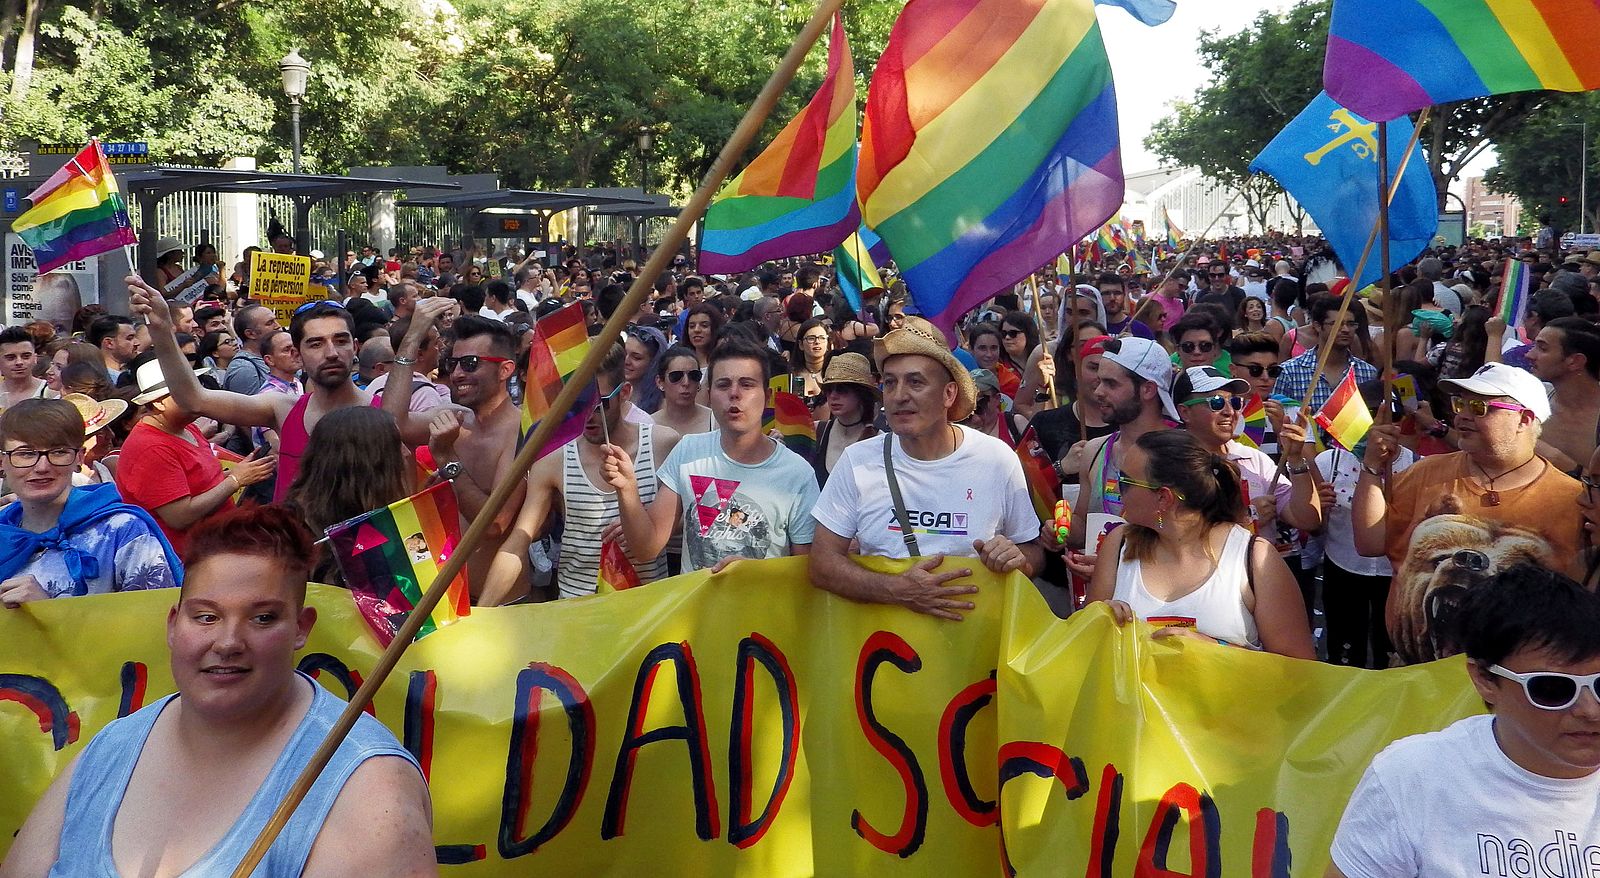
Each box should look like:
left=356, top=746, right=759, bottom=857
left=116, top=422, right=231, bottom=554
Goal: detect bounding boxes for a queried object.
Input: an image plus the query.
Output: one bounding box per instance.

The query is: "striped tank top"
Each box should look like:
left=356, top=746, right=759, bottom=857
left=558, top=421, right=667, bottom=597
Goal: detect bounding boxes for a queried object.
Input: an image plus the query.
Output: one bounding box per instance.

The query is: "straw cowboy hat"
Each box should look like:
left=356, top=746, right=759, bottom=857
left=820, top=352, right=879, bottom=399
left=63, top=392, right=128, bottom=435
left=872, top=315, right=978, bottom=422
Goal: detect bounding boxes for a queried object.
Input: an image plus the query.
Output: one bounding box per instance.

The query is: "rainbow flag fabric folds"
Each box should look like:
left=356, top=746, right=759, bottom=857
left=1015, top=426, right=1061, bottom=524
left=13, top=139, right=136, bottom=274
left=522, top=301, right=598, bottom=456
left=1325, top=0, right=1600, bottom=122
left=1314, top=367, right=1374, bottom=453
left=832, top=226, right=885, bottom=312
left=1232, top=395, right=1270, bottom=450
left=858, top=0, right=1126, bottom=335
left=769, top=390, right=817, bottom=459
left=326, top=482, right=472, bottom=646
left=699, top=15, right=858, bottom=274
left=1498, top=258, right=1531, bottom=330
left=595, top=539, right=642, bottom=594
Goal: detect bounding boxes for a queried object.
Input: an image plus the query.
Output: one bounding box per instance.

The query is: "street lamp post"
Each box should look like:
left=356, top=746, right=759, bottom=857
left=637, top=125, right=655, bottom=193
left=279, top=49, right=311, bottom=175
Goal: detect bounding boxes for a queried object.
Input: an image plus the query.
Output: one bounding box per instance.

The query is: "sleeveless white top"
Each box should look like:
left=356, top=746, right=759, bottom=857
left=558, top=421, right=667, bottom=597
left=1112, top=524, right=1260, bottom=648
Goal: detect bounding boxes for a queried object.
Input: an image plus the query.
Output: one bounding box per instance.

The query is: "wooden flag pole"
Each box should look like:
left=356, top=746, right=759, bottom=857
left=1264, top=108, right=1431, bottom=495
left=228, top=1, right=848, bottom=872
left=1024, top=273, right=1060, bottom=410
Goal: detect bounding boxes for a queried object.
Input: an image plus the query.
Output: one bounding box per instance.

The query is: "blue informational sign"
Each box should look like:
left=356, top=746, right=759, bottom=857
left=3, top=189, right=17, bottom=213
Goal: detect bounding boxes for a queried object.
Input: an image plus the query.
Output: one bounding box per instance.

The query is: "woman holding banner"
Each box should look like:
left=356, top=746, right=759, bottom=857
left=1085, top=429, right=1316, bottom=659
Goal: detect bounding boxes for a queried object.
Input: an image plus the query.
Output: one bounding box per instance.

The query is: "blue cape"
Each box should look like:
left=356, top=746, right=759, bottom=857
left=0, top=482, right=184, bottom=588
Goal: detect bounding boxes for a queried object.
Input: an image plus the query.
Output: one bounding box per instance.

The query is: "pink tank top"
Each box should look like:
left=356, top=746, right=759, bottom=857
left=273, top=394, right=313, bottom=503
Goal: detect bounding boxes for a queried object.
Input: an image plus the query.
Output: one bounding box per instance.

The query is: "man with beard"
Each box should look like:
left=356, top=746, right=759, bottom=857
left=1096, top=271, right=1154, bottom=340
left=482, top=343, right=681, bottom=604
left=1063, top=337, right=1178, bottom=579
left=126, top=278, right=449, bottom=504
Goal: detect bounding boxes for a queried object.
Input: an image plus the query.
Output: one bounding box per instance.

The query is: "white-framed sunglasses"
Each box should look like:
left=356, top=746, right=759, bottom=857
left=1484, top=663, right=1600, bottom=711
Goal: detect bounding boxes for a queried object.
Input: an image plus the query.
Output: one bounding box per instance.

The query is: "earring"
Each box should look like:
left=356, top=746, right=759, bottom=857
left=1156, top=511, right=1165, bottom=531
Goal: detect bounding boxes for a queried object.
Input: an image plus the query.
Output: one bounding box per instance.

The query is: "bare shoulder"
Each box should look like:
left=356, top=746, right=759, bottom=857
left=302, top=755, right=435, bottom=878
left=653, top=421, right=682, bottom=457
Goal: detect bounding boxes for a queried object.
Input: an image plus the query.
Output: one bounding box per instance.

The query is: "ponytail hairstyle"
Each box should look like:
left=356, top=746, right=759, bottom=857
left=1121, top=429, right=1248, bottom=562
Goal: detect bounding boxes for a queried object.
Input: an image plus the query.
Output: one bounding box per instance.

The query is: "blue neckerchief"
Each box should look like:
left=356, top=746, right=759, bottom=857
left=0, top=482, right=184, bottom=590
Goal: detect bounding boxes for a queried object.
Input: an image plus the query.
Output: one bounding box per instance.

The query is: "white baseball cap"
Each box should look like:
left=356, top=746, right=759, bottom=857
left=1438, top=362, right=1552, bottom=422
left=1101, top=336, right=1179, bottom=420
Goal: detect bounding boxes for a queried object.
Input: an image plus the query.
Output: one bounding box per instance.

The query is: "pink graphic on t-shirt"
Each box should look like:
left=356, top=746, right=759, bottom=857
left=689, top=475, right=741, bottom=537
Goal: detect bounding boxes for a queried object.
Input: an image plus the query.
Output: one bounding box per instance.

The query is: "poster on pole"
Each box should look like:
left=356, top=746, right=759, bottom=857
left=5, top=233, right=98, bottom=332
left=250, top=251, right=311, bottom=326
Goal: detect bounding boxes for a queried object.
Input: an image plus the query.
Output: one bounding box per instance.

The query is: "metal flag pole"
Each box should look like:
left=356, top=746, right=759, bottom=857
left=228, top=1, right=850, bottom=872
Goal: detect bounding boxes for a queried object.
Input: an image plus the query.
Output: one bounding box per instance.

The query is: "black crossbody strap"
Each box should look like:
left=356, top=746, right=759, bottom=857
left=883, top=434, right=921, bottom=557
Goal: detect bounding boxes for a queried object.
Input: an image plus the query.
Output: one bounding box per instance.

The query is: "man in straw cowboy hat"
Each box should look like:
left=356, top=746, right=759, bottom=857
left=809, top=316, right=1043, bottom=621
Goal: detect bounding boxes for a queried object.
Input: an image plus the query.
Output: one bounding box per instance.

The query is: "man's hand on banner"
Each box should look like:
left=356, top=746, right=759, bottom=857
left=0, top=575, right=48, bottom=608
left=891, top=555, right=977, bottom=622
left=974, top=536, right=1026, bottom=574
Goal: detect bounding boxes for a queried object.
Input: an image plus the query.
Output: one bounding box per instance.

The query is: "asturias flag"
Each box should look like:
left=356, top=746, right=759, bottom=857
left=1249, top=92, right=1437, bottom=291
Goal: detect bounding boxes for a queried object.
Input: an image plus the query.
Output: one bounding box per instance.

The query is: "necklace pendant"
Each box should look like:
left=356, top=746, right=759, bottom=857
left=1482, top=490, right=1500, bottom=507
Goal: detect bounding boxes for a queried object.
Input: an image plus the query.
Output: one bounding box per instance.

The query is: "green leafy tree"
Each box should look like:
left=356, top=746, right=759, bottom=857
left=1485, top=91, right=1599, bottom=235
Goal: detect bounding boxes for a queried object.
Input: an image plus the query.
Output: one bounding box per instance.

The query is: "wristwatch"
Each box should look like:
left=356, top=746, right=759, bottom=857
left=439, top=461, right=462, bottom=480
left=1286, top=460, right=1312, bottom=475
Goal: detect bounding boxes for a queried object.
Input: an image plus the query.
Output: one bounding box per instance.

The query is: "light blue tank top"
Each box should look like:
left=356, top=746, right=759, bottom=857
left=49, top=671, right=420, bottom=877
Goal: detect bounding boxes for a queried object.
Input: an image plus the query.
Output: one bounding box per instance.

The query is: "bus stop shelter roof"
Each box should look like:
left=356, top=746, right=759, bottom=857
left=397, top=189, right=652, bottom=211
left=122, top=167, right=462, bottom=200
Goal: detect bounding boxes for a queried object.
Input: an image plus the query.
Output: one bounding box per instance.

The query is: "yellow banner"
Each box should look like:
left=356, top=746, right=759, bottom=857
left=0, top=558, right=1482, bottom=875
left=249, top=251, right=311, bottom=326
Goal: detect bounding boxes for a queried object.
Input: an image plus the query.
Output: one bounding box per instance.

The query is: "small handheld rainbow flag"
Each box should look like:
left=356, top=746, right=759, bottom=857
left=1498, top=258, right=1531, bottom=332
left=770, top=390, right=816, bottom=459
left=832, top=226, right=885, bottom=312
left=595, top=539, right=642, bottom=594
left=1162, top=205, right=1183, bottom=251
left=13, top=139, right=137, bottom=274
left=1313, top=367, right=1374, bottom=453
left=522, top=301, right=598, bottom=456
left=1233, top=395, right=1269, bottom=450
left=326, top=481, right=471, bottom=646
left=1015, top=426, right=1061, bottom=524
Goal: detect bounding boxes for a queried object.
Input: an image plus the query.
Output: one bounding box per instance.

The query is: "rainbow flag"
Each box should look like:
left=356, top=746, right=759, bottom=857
left=595, top=539, right=642, bottom=594
left=522, top=301, right=597, bottom=456
left=1163, top=205, right=1183, bottom=251
left=1015, top=426, right=1061, bottom=524
left=1233, top=395, right=1270, bottom=450
left=858, top=0, right=1128, bottom=336
left=1096, top=223, right=1118, bottom=254
left=1313, top=367, right=1374, bottom=453
left=1325, top=0, right=1600, bottom=123
left=12, top=139, right=136, bottom=274
left=326, top=482, right=472, bottom=646
left=699, top=15, right=858, bottom=273
left=770, top=390, right=816, bottom=459
left=1498, top=257, right=1531, bottom=330
left=833, top=226, right=884, bottom=312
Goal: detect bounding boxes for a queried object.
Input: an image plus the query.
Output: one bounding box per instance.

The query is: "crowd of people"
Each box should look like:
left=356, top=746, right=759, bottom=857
left=1, top=227, right=1597, bottom=875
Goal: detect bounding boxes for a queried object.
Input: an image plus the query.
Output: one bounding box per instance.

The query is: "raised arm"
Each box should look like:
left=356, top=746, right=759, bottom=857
left=383, top=296, right=461, bottom=447
left=127, top=277, right=284, bottom=428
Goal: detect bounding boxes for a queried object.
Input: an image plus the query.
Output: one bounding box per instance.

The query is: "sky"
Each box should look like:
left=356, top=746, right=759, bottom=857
left=1098, top=0, right=1494, bottom=184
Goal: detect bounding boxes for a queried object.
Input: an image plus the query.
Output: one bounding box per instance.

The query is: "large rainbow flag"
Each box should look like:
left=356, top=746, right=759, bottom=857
left=699, top=14, right=858, bottom=274
left=857, top=0, right=1128, bottom=335
left=522, top=301, right=598, bottom=456
left=1324, top=0, right=1600, bottom=122
left=326, top=481, right=472, bottom=646
left=12, top=139, right=137, bottom=274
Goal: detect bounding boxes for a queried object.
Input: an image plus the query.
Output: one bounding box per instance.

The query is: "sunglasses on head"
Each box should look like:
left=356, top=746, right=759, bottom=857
left=1184, top=394, right=1243, bottom=412
left=441, top=354, right=511, bottom=374
left=1484, top=664, right=1600, bottom=711
left=665, top=368, right=703, bottom=384
left=1449, top=396, right=1525, bottom=417
left=1179, top=341, right=1216, bottom=354
left=1240, top=363, right=1282, bottom=378
left=293, top=299, right=346, bottom=316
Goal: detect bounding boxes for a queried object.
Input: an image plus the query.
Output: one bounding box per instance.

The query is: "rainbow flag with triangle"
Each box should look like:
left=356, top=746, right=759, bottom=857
left=326, top=481, right=472, bottom=646
left=1325, top=0, right=1600, bottom=123
left=1314, top=367, right=1374, bottom=453
left=522, top=301, right=598, bottom=456
left=858, top=0, right=1134, bottom=336
left=700, top=14, right=858, bottom=273
left=12, top=139, right=137, bottom=274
